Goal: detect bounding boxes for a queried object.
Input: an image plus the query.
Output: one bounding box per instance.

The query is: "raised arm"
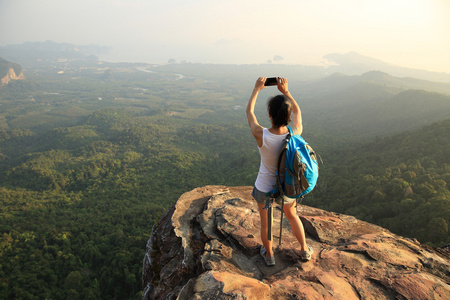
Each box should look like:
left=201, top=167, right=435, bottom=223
left=277, top=77, right=303, bottom=134
left=246, top=77, right=266, bottom=147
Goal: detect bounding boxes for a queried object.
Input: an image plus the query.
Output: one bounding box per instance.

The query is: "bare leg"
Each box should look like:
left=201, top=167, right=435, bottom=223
left=257, top=202, right=273, bottom=257
left=283, top=201, right=307, bottom=251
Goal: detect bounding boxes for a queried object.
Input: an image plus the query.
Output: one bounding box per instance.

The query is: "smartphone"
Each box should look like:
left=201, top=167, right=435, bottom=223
left=264, top=77, right=278, bottom=86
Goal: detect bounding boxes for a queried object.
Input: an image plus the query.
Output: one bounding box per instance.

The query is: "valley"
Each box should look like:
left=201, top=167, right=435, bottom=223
left=1, top=50, right=449, bottom=299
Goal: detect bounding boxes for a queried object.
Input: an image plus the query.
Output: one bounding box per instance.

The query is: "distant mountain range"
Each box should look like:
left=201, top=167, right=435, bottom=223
left=324, top=52, right=450, bottom=83
left=309, top=70, right=450, bottom=95
left=298, top=70, right=450, bottom=143
left=0, top=41, right=110, bottom=65
left=1, top=41, right=448, bottom=84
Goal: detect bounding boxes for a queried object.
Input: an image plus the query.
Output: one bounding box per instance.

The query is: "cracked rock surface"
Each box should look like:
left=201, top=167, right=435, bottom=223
left=142, top=186, right=450, bottom=300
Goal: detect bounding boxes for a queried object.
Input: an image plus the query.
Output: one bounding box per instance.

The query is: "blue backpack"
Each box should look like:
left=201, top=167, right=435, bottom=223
left=268, top=126, right=319, bottom=202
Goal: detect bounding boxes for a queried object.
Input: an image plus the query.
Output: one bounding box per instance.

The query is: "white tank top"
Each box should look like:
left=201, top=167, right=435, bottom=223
left=254, top=128, right=288, bottom=193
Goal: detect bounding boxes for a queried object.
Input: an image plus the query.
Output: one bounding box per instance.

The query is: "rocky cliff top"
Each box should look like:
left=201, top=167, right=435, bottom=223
left=0, top=67, right=25, bottom=86
left=0, top=58, right=25, bottom=86
left=142, top=186, right=450, bottom=300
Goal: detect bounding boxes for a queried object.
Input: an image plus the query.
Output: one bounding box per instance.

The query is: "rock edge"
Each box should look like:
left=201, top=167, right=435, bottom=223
left=142, top=185, right=450, bottom=300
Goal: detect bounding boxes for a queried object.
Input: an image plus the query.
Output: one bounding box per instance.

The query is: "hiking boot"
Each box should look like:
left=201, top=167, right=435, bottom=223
left=299, top=244, right=313, bottom=261
left=260, top=245, right=275, bottom=266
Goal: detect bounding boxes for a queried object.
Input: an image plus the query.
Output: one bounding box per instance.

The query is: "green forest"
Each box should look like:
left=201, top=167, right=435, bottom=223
left=308, top=118, right=450, bottom=245
left=1, top=53, right=449, bottom=299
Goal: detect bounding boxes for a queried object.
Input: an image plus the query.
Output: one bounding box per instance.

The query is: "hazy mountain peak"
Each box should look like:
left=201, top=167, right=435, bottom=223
left=361, top=70, right=390, bottom=78
left=324, top=52, right=450, bottom=83
left=325, top=52, right=389, bottom=67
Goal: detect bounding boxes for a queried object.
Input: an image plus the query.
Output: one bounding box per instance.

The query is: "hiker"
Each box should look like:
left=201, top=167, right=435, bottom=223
left=246, top=77, right=313, bottom=266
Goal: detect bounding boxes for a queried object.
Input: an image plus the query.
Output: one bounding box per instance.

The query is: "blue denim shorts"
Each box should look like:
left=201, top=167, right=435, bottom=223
left=252, top=186, right=296, bottom=206
left=251, top=186, right=269, bottom=205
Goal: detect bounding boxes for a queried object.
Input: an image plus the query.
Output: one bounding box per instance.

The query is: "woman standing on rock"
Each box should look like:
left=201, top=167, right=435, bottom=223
left=246, top=77, right=313, bottom=266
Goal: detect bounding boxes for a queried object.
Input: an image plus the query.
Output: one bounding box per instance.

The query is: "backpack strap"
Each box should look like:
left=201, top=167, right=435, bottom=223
left=288, top=125, right=301, bottom=136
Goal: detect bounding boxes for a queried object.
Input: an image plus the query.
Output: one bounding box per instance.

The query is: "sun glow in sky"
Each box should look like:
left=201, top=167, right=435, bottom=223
left=0, top=0, right=449, bottom=72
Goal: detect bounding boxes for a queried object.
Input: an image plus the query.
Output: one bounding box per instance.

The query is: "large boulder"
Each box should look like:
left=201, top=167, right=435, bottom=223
left=142, top=186, right=450, bottom=299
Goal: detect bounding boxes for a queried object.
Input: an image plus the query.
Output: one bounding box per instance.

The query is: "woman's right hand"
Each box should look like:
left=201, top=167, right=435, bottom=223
left=254, top=77, right=267, bottom=92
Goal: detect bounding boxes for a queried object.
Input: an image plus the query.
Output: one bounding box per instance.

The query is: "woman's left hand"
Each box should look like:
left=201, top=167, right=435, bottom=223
left=254, top=77, right=267, bottom=91
left=277, top=77, right=289, bottom=94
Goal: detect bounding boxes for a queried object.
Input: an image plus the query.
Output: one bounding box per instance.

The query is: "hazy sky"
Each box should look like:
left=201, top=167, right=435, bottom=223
left=1, top=0, right=449, bottom=72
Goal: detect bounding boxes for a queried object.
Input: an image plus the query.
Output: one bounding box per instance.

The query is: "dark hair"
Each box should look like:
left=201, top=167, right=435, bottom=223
left=267, top=95, right=292, bottom=128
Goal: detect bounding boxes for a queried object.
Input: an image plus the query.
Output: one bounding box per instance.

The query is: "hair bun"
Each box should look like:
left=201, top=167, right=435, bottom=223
left=267, top=95, right=292, bottom=128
